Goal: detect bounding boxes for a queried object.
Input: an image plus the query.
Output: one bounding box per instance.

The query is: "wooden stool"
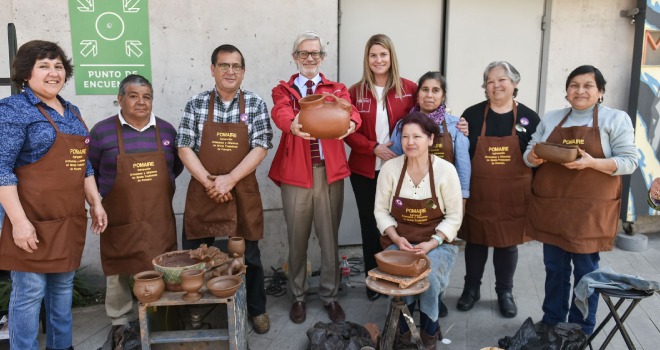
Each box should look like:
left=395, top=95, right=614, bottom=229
left=585, top=288, right=654, bottom=350
left=366, top=270, right=430, bottom=350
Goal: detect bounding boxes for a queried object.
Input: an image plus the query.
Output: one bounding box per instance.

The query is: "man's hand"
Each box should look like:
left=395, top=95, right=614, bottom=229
left=206, top=175, right=234, bottom=203
left=337, top=121, right=357, bottom=140
left=290, top=113, right=315, bottom=140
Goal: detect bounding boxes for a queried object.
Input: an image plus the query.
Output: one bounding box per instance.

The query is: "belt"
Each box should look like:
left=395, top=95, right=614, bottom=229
left=312, top=160, right=326, bottom=168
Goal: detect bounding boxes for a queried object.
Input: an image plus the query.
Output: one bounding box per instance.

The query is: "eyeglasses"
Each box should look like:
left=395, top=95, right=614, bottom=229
left=295, top=51, right=325, bottom=59
left=216, top=63, right=244, bottom=73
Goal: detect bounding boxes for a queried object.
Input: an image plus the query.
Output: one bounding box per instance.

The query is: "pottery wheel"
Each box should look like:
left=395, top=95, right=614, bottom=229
left=365, top=276, right=430, bottom=297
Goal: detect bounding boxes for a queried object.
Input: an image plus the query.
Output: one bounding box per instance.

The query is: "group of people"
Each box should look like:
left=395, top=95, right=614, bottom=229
left=0, top=30, right=637, bottom=350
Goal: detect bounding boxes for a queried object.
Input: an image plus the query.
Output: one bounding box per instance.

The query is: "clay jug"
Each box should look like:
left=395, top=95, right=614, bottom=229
left=180, top=268, right=204, bottom=301
left=133, top=270, right=165, bottom=303
left=298, top=93, right=351, bottom=139
left=227, top=237, right=245, bottom=258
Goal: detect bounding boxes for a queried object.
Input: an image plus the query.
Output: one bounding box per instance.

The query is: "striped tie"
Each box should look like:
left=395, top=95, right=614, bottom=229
left=306, top=80, right=322, bottom=165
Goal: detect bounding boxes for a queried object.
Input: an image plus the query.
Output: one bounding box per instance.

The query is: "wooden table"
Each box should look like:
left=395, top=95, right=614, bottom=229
left=366, top=273, right=430, bottom=350
left=138, top=277, right=247, bottom=350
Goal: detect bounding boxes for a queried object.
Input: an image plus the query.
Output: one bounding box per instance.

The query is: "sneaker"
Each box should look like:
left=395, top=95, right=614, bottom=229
left=251, top=313, right=270, bottom=334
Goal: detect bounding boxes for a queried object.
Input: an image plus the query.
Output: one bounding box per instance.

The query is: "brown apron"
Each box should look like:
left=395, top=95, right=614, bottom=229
left=183, top=90, right=264, bottom=240
left=459, top=102, right=532, bottom=247
left=381, top=155, right=445, bottom=249
left=100, top=117, right=177, bottom=275
left=0, top=105, right=89, bottom=273
left=526, top=107, right=621, bottom=254
left=429, top=118, right=455, bottom=164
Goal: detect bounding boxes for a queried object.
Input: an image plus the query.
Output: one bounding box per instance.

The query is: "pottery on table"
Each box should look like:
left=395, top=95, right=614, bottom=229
left=374, top=250, right=431, bottom=277
left=207, top=275, right=242, bottom=298
left=534, top=142, right=579, bottom=164
left=180, top=268, right=204, bottom=302
left=133, top=270, right=165, bottom=303
left=227, top=237, right=245, bottom=258
left=298, top=93, right=351, bottom=139
left=153, top=250, right=206, bottom=292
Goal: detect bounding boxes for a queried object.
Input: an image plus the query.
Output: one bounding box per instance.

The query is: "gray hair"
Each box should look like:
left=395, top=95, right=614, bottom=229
left=291, top=31, right=326, bottom=56
left=481, top=61, right=521, bottom=89
left=118, top=74, right=153, bottom=97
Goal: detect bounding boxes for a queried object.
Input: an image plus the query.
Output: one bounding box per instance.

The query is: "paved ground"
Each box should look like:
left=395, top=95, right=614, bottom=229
left=3, top=234, right=660, bottom=349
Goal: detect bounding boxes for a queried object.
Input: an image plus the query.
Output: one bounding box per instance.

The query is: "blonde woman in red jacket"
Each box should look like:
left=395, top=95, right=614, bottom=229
left=269, top=31, right=361, bottom=324
left=345, top=34, right=417, bottom=301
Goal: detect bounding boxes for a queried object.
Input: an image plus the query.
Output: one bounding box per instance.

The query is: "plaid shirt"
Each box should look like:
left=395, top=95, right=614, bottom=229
left=176, top=88, right=273, bottom=153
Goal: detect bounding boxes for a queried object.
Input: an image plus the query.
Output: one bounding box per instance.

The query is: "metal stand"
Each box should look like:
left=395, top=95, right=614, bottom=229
left=138, top=276, right=247, bottom=350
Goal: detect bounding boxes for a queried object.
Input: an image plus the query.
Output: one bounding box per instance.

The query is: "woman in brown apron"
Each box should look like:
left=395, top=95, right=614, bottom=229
left=525, top=65, right=637, bottom=334
left=457, top=61, right=540, bottom=318
left=374, top=113, right=463, bottom=349
left=0, top=41, right=107, bottom=350
left=390, top=71, right=471, bottom=317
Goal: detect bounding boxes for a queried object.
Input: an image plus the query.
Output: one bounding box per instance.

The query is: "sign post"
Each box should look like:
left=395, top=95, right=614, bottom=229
left=68, top=0, right=151, bottom=95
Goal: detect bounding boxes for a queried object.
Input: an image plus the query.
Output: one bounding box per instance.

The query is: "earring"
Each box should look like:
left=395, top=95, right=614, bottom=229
left=598, top=96, right=604, bottom=104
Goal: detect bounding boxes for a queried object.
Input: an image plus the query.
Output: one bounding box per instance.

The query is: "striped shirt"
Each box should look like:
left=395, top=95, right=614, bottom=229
left=89, top=114, right=184, bottom=197
left=175, top=88, right=273, bottom=153
left=0, top=87, right=93, bottom=186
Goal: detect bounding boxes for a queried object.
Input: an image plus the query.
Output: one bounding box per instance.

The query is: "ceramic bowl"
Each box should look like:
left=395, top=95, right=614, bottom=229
left=207, top=275, right=242, bottom=298
left=534, top=142, right=579, bottom=164
left=374, top=250, right=431, bottom=277
left=152, top=250, right=206, bottom=292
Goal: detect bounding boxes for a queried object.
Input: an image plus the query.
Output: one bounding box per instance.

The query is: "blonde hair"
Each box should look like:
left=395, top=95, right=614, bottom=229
left=352, top=34, right=404, bottom=104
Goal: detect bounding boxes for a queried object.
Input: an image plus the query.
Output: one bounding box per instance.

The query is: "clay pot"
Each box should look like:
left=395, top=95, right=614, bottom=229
left=298, top=93, right=351, bottom=139
left=534, top=142, right=579, bottom=164
left=133, top=271, right=165, bottom=303
left=180, top=269, right=204, bottom=302
left=227, top=237, right=245, bottom=258
left=374, top=250, right=431, bottom=277
left=207, top=275, right=242, bottom=298
left=152, top=250, right=206, bottom=292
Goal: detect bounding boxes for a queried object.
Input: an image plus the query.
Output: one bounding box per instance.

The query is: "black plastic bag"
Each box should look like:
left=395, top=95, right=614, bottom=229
left=498, top=317, right=587, bottom=350
left=306, top=321, right=376, bottom=350
left=97, top=321, right=141, bottom=350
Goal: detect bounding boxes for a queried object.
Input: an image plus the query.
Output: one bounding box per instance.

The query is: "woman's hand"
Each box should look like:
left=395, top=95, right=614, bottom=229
left=393, top=236, right=421, bottom=253
left=527, top=144, right=546, bottom=166
left=415, top=240, right=436, bottom=255
left=457, top=117, right=469, bottom=136
left=13, top=219, right=38, bottom=253
left=374, top=142, right=397, bottom=161
left=563, top=148, right=592, bottom=170
left=90, top=203, right=107, bottom=234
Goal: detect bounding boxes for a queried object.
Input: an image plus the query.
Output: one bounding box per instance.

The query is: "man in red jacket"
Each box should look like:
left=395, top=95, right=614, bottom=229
left=269, top=31, right=361, bottom=324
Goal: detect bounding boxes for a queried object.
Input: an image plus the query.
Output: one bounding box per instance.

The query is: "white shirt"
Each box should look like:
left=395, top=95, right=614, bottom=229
left=374, top=86, right=390, bottom=171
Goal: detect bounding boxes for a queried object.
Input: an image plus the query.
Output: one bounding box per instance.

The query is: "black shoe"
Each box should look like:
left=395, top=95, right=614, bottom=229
left=456, top=287, right=480, bottom=311
left=366, top=288, right=383, bottom=301
left=439, top=300, right=448, bottom=318
left=497, top=292, right=517, bottom=318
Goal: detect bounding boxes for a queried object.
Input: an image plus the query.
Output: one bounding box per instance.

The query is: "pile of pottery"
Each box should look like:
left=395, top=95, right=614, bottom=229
left=132, top=237, right=247, bottom=303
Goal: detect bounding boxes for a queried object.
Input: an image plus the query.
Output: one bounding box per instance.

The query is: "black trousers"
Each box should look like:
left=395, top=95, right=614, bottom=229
left=182, top=229, right=267, bottom=316
left=349, top=172, right=383, bottom=277
left=463, top=242, right=518, bottom=294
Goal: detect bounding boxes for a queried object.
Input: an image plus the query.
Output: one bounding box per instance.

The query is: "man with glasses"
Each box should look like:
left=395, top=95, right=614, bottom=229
left=176, top=44, right=273, bottom=334
left=269, top=31, right=361, bottom=324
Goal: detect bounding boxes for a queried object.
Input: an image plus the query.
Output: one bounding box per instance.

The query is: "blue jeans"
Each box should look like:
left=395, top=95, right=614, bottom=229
left=9, top=271, right=75, bottom=350
left=541, top=244, right=599, bottom=334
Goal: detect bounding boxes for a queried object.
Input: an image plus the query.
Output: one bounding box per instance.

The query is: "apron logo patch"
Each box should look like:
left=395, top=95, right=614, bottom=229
left=394, top=198, right=403, bottom=208
left=162, top=139, right=170, bottom=146
left=520, top=117, right=529, bottom=126
left=240, top=113, right=248, bottom=122
left=84, top=137, right=90, bottom=145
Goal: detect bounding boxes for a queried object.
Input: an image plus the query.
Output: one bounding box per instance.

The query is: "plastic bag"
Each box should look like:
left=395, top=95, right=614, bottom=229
left=306, top=321, right=376, bottom=350
left=498, top=317, right=586, bottom=350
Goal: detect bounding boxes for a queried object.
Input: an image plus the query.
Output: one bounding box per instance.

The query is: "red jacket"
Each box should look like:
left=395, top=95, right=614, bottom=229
left=268, top=73, right=361, bottom=188
left=345, top=78, right=417, bottom=178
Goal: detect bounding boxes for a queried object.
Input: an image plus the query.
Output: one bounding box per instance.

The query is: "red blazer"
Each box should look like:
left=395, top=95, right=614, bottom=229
left=268, top=73, right=362, bottom=188
left=345, top=78, right=417, bottom=178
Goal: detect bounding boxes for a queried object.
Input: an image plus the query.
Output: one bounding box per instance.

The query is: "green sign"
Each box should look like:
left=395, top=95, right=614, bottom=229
left=68, top=0, right=151, bottom=95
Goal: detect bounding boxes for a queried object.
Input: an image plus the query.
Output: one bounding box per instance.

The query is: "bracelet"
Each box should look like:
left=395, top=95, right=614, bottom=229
left=431, top=234, right=443, bottom=247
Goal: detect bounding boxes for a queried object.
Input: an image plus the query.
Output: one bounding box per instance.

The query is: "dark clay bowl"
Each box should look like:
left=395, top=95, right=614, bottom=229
left=207, top=275, right=242, bottom=298
left=375, top=250, right=431, bottom=277
left=534, top=142, right=579, bottom=164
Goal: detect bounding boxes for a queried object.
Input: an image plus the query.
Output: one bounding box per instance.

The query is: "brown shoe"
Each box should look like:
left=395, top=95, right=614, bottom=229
left=251, top=313, right=270, bottom=334
left=323, top=301, right=345, bottom=323
left=290, top=301, right=306, bottom=324
left=421, top=330, right=438, bottom=350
